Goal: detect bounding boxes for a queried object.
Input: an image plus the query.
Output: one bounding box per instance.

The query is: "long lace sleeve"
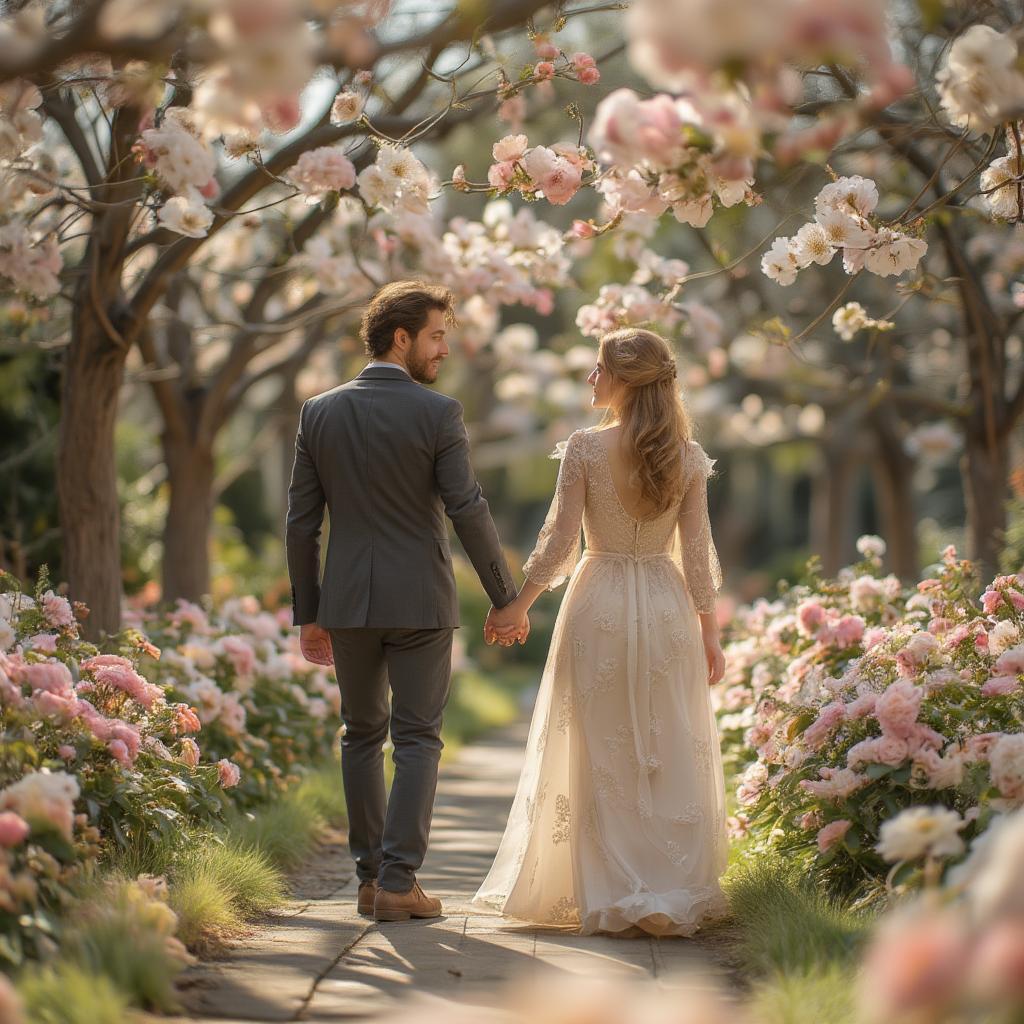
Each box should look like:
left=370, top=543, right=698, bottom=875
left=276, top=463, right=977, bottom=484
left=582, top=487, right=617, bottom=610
left=522, top=430, right=588, bottom=590
left=675, top=442, right=723, bottom=614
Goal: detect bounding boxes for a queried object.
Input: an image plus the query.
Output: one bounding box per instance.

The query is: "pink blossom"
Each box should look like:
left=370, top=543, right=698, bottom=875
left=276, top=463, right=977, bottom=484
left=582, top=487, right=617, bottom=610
left=31, top=690, right=79, bottom=722
left=941, top=544, right=958, bottom=564
left=492, top=134, right=528, bottom=162
left=875, top=680, right=923, bottom=739
left=982, top=674, right=1020, bottom=697
left=17, top=661, right=74, bottom=697
left=174, top=704, right=202, bottom=734
left=28, top=633, right=58, bottom=654
left=863, top=627, right=888, bottom=650
left=289, top=147, right=357, bottom=195
left=800, top=766, right=869, bottom=800
left=179, top=738, right=201, bottom=768
left=108, top=739, right=132, bottom=767
left=263, top=95, right=301, bottom=134
left=982, top=590, right=1004, bottom=614
left=487, top=160, right=517, bottom=189
left=802, top=700, right=846, bottom=750
left=912, top=747, right=965, bottom=790
left=219, top=635, right=257, bottom=679
left=0, top=811, right=30, bottom=847
left=577, top=66, right=601, bottom=85
left=845, top=692, right=877, bottom=719
left=994, top=645, right=1024, bottom=676
left=217, top=758, right=241, bottom=788
left=963, top=732, right=1003, bottom=762
left=522, top=146, right=582, bottom=205
left=835, top=615, right=865, bottom=648
left=967, top=919, right=1024, bottom=1001
left=198, top=177, right=220, bottom=201
left=534, top=39, right=560, bottom=60
left=81, top=656, right=163, bottom=710
left=571, top=52, right=597, bottom=71
left=816, top=819, right=852, bottom=853
left=569, top=219, right=596, bottom=239
left=533, top=61, right=555, bottom=80
left=1007, top=589, right=1024, bottom=611
left=57, top=745, right=75, bottom=760
left=797, top=599, right=827, bottom=636
left=799, top=810, right=823, bottom=830
left=41, top=590, right=74, bottom=628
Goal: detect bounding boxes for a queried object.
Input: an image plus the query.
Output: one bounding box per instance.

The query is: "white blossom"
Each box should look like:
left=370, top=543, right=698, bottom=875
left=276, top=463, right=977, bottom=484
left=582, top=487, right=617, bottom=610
left=157, top=193, right=214, bottom=238
left=760, top=236, right=799, bottom=285
left=875, top=805, right=966, bottom=862
left=863, top=228, right=927, bottom=278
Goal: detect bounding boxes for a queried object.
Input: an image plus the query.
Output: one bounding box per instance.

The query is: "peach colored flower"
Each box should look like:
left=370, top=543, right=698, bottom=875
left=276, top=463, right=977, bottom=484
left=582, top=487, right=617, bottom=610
left=816, top=819, right=852, bottom=853
left=0, top=811, right=29, bottom=847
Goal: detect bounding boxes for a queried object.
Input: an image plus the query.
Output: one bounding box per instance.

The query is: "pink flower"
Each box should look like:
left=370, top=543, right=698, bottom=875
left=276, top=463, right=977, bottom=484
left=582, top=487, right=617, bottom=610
left=835, top=615, right=865, bottom=648
left=492, top=134, right=528, bottom=162
left=31, top=689, right=78, bottom=722
left=982, top=674, right=1020, bottom=697
left=982, top=590, right=1004, bottom=614
left=800, top=766, right=869, bottom=800
left=533, top=61, right=555, bottom=80
left=217, top=758, right=241, bottom=788
left=875, top=680, right=923, bottom=739
left=522, top=146, right=582, bottom=206
left=0, top=811, right=30, bottom=847
left=967, top=919, right=1024, bottom=1001
left=859, top=909, right=969, bottom=1022
left=179, top=738, right=201, bottom=768
left=577, top=66, right=601, bottom=85
left=994, top=645, right=1024, bottom=676
left=17, top=661, right=74, bottom=697
left=57, top=744, right=75, bottom=760
left=803, top=700, right=846, bottom=750
left=174, top=704, right=202, bottom=734
left=81, top=655, right=163, bottom=710
left=264, top=95, right=302, bottom=134
left=963, top=732, right=1002, bottom=762
left=845, top=692, right=877, bottom=719
left=816, top=819, right=852, bottom=853
left=797, top=599, right=827, bottom=636
left=487, top=160, right=517, bottom=189
left=799, top=810, right=823, bottom=830
left=28, top=633, right=58, bottom=654
left=1007, top=589, right=1024, bottom=611
left=219, top=635, right=257, bottom=680
left=288, top=147, right=357, bottom=196
left=41, top=590, right=74, bottom=628
left=108, top=739, right=132, bottom=767
left=571, top=51, right=596, bottom=70
left=863, top=627, right=888, bottom=650
left=569, top=219, right=596, bottom=239
left=534, top=39, right=560, bottom=60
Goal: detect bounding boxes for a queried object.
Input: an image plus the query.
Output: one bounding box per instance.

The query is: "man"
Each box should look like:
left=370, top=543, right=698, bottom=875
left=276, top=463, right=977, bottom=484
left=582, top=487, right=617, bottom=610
left=286, top=280, right=525, bottom=923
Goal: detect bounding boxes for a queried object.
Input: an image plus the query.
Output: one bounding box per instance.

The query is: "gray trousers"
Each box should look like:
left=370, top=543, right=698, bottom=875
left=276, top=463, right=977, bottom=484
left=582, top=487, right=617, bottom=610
left=328, top=627, right=454, bottom=893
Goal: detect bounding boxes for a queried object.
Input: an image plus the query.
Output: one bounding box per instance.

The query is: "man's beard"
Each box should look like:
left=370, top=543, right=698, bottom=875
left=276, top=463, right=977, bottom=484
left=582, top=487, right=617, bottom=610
left=407, top=345, right=440, bottom=383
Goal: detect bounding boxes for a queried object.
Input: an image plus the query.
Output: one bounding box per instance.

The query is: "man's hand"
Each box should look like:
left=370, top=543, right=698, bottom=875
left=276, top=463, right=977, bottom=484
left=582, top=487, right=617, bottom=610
left=485, top=603, right=530, bottom=647
left=300, top=623, right=334, bottom=666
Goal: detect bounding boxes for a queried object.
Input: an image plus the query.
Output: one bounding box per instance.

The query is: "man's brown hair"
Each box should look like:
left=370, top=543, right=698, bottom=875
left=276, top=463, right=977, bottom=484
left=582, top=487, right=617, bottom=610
left=359, top=280, right=457, bottom=359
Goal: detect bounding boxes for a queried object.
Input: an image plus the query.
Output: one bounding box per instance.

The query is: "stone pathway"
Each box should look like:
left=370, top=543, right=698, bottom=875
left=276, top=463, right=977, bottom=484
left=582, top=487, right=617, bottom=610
left=168, top=723, right=744, bottom=1023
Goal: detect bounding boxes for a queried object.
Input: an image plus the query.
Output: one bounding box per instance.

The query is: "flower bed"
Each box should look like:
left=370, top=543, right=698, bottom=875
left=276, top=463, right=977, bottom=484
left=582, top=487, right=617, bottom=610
left=717, top=539, right=1024, bottom=896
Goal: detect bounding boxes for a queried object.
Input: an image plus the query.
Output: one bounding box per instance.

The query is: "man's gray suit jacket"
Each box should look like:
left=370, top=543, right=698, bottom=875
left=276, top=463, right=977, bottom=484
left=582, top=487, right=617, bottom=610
left=285, top=365, right=516, bottom=629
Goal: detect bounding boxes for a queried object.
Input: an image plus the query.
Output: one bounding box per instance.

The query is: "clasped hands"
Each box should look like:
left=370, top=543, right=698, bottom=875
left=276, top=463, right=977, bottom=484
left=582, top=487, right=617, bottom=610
left=485, top=598, right=530, bottom=648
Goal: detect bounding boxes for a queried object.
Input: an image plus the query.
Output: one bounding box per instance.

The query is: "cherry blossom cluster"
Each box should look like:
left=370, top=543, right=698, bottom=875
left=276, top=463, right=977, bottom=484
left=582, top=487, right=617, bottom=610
left=980, top=122, right=1024, bottom=224
left=589, top=87, right=759, bottom=229
left=831, top=301, right=894, bottom=341
left=529, top=44, right=602, bottom=87
left=761, top=175, right=927, bottom=286
left=468, top=133, right=594, bottom=208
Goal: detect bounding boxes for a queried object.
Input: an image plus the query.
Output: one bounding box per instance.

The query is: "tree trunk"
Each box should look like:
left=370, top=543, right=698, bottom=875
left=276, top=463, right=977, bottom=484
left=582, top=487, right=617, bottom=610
left=162, top=430, right=215, bottom=604
left=811, top=440, right=857, bottom=576
left=56, top=313, right=127, bottom=639
left=962, top=428, right=1009, bottom=582
left=868, top=412, right=919, bottom=581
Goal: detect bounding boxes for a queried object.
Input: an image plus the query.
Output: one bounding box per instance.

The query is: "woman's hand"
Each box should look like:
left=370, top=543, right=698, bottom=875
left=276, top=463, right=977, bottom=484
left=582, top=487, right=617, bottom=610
left=485, top=600, right=530, bottom=647
left=703, top=634, right=726, bottom=686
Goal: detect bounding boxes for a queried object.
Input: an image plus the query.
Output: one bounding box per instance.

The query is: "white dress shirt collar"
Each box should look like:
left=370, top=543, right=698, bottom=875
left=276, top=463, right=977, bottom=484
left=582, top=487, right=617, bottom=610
left=365, top=359, right=410, bottom=376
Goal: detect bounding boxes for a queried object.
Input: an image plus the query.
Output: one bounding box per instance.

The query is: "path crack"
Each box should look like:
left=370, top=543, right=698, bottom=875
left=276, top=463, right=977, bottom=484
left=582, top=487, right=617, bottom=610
left=292, top=921, right=376, bottom=1021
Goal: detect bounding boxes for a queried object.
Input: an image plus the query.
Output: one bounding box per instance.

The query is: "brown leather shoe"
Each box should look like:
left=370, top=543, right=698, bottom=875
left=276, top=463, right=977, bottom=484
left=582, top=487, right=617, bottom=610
left=373, top=881, right=442, bottom=922
left=357, top=879, right=378, bottom=917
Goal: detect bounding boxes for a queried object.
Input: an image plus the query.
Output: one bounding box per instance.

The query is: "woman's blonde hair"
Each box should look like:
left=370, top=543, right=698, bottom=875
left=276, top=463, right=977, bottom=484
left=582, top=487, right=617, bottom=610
left=598, top=327, right=693, bottom=515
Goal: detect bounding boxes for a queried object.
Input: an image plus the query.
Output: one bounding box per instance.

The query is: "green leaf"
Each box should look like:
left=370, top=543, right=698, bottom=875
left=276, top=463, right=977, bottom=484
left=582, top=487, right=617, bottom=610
left=866, top=763, right=894, bottom=780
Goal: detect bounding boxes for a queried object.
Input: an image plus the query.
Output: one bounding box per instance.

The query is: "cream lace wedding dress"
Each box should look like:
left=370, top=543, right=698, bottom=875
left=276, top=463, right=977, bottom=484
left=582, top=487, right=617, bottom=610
left=473, top=428, right=730, bottom=936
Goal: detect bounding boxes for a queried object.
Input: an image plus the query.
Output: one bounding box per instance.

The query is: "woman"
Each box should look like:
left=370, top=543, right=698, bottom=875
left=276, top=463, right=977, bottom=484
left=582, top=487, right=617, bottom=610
left=474, top=327, right=730, bottom=937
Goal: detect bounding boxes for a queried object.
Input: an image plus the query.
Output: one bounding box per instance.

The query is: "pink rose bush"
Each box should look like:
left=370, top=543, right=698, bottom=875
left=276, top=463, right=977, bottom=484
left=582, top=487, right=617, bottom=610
left=0, top=569, right=341, bottom=964
left=716, top=543, right=1024, bottom=892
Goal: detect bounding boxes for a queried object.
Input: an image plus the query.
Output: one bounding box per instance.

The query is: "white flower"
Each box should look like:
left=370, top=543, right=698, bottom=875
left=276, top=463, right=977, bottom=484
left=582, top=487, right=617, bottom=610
left=761, top=236, right=799, bottom=285
left=356, top=163, right=390, bottom=208
left=0, top=769, right=80, bottom=839
left=980, top=155, right=1023, bottom=222
left=815, top=176, right=879, bottom=218
left=863, top=228, right=927, bottom=278
left=989, top=620, right=1021, bottom=658
left=875, top=805, right=966, bottom=862
left=329, top=89, right=363, bottom=125
left=815, top=207, right=873, bottom=250
left=792, top=221, right=835, bottom=268
left=831, top=301, right=894, bottom=341
left=671, top=194, right=713, bottom=228
left=142, top=116, right=216, bottom=193
left=936, top=25, right=1024, bottom=133
left=947, top=810, right=1024, bottom=919
left=157, top=193, right=214, bottom=238
left=492, top=134, right=529, bottom=162
left=832, top=301, right=870, bottom=341
left=856, top=534, right=887, bottom=559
